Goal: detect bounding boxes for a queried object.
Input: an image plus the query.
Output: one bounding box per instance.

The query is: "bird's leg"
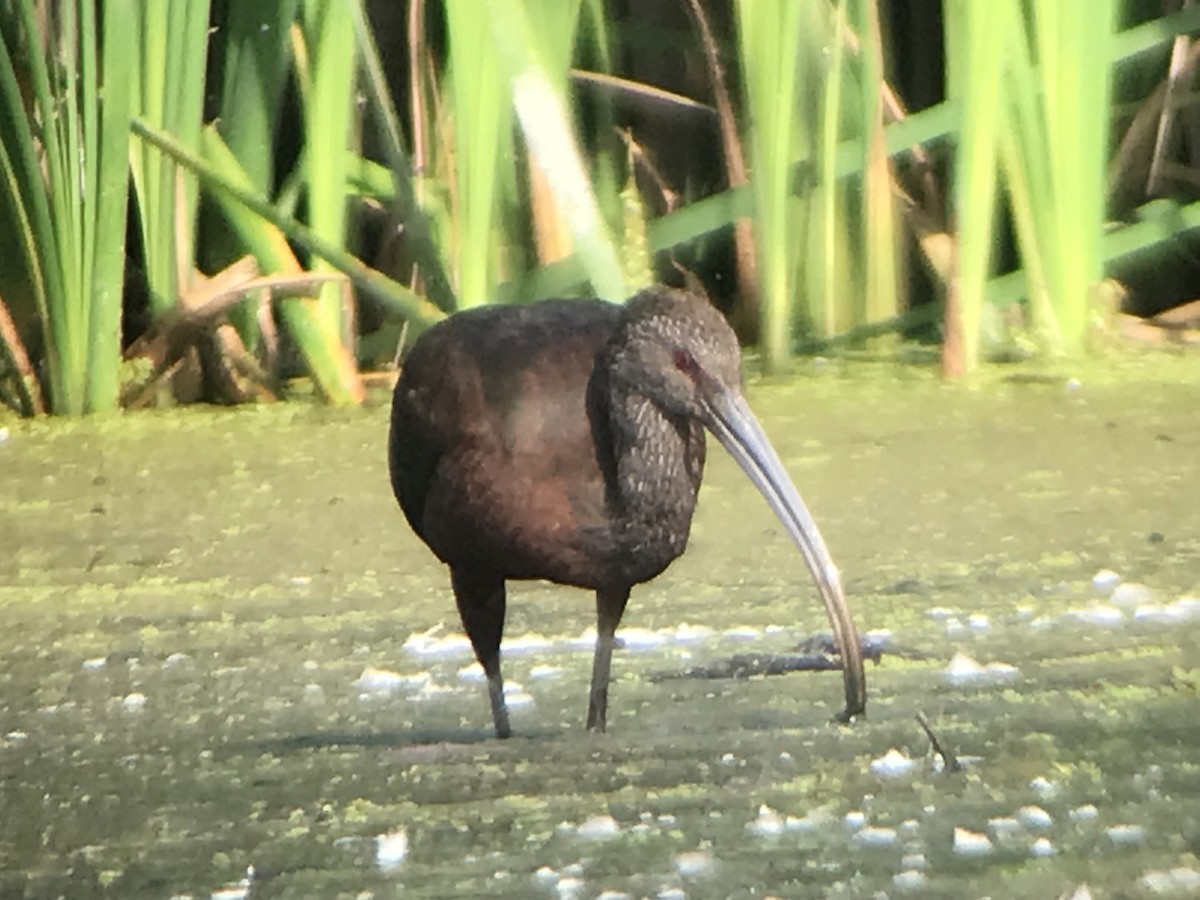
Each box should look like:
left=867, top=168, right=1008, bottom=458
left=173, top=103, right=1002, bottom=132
left=586, top=585, right=632, bottom=732
left=450, top=567, right=511, bottom=738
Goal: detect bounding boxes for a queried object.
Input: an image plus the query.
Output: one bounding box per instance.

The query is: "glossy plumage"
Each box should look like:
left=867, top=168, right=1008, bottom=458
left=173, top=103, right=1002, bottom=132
left=389, top=286, right=865, bottom=737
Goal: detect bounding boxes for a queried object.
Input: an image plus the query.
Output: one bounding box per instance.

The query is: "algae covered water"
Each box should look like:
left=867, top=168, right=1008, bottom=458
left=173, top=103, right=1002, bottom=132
left=1, top=360, right=1198, bottom=898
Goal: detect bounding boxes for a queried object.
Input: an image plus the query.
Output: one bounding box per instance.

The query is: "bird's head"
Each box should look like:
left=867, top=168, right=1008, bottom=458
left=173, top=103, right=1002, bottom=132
left=609, top=286, right=745, bottom=421
left=606, top=285, right=868, bottom=722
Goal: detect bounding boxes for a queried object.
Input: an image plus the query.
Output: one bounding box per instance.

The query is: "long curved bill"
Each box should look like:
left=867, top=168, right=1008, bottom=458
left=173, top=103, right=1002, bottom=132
left=702, top=384, right=867, bottom=722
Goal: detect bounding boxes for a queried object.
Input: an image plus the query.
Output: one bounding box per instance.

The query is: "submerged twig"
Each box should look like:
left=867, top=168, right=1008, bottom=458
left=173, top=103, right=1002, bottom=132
left=916, top=711, right=963, bottom=774
left=647, top=633, right=889, bottom=683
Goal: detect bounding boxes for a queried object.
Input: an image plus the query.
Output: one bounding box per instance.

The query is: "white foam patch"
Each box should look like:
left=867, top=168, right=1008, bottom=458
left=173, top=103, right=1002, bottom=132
left=893, top=870, right=927, bottom=892
left=568, top=628, right=597, bottom=649
left=1111, top=582, right=1154, bottom=606
left=853, top=826, right=897, bottom=848
left=673, top=850, right=715, bottom=878
left=1030, top=837, right=1056, bottom=857
left=953, top=827, right=993, bottom=857
left=944, top=653, right=1019, bottom=686
left=1092, top=568, right=1122, bottom=593
left=457, top=664, right=485, bottom=683
left=1106, top=824, right=1147, bottom=845
left=747, top=805, right=784, bottom=836
left=1176, top=595, right=1200, bottom=616
left=1067, top=604, right=1125, bottom=626
left=1029, top=776, right=1059, bottom=800
left=529, top=664, right=563, bottom=680
left=673, top=623, right=714, bottom=642
left=722, top=626, right=764, bottom=640
left=786, top=806, right=835, bottom=833
left=1069, top=804, right=1099, bottom=823
left=613, top=627, right=668, bottom=649
left=988, top=817, right=1021, bottom=837
left=375, top=827, right=409, bottom=871
left=576, top=815, right=620, bottom=839
left=502, top=681, right=534, bottom=709
left=355, top=667, right=427, bottom=693
left=504, top=632, right=554, bottom=654
left=402, top=628, right=473, bottom=658
left=870, top=748, right=916, bottom=778
left=555, top=876, right=585, bottom=898
left=1017, top=805, right=1053, bottom=830
left=211, top=869, right=255, bottom=900
left=1140, top=868, right=1200, bottom=894
left=1135, top=602, right=1197, bottom=624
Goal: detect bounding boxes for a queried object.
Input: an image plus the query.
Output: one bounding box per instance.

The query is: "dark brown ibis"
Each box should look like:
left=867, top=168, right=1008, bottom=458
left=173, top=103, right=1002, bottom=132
left=388, top=286, right=866, bottom=737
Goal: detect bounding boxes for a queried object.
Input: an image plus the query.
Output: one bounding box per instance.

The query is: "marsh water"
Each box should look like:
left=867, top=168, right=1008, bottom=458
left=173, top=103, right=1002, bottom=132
left=1, top=359, right=1198, bottom=899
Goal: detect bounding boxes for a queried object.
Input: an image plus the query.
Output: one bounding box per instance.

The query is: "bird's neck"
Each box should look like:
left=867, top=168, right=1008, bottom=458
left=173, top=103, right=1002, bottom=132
left=604, top=390, right=705, bottom=583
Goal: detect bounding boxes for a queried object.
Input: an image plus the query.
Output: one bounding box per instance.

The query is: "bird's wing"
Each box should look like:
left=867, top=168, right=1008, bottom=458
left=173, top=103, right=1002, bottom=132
left=389, top=301, right=621, bottom=584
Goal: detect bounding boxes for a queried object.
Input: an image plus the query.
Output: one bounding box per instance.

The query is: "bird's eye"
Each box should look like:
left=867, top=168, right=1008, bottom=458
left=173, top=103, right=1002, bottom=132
left=672, top=348, right=700, bottom=380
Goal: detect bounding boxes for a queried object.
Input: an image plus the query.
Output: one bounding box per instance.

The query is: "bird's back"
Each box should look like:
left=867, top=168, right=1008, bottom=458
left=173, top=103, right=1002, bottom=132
left=389, top=299, right=623, bottom=586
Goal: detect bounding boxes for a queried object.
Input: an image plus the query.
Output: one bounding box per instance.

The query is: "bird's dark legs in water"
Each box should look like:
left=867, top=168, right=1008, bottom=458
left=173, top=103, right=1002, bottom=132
left=587, top=585, right=631, bottom=733
left=451, top=567, right=511, bottom=739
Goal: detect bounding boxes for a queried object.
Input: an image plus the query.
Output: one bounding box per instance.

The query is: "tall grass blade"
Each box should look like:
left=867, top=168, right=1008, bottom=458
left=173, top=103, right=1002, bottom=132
left=200, top=126, right=362, bottom=405
left=0, top=0, right=132, bottom=413
left=214, top=2, right=299, bottom=194
left=945, top=0, right=1006, bottom=373
left=483, top=0, right=626, bottom=302
left=87, top=0, right=135, bottom=411
left=133, top=121, right=442, bottom=327
left=1038, top=0, right=1117, bottom=352
left=299, top=0, right=358, bottom=345
left=856, top=0, right=903, bottom=330
left=207, top=0, right=299, bottom=347
left=995, top=1, right=1117, bottom=355
left=349, top=0, right=456, bottom=312
left=521, top=0, right=583, bottom=269
left=815, top=0, right=848, bottom=339
left=128, top=0, right=211, bottom=315
left=735, top=0, right=809, bottom=371
left=444, top=0, right=509, bottom=307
